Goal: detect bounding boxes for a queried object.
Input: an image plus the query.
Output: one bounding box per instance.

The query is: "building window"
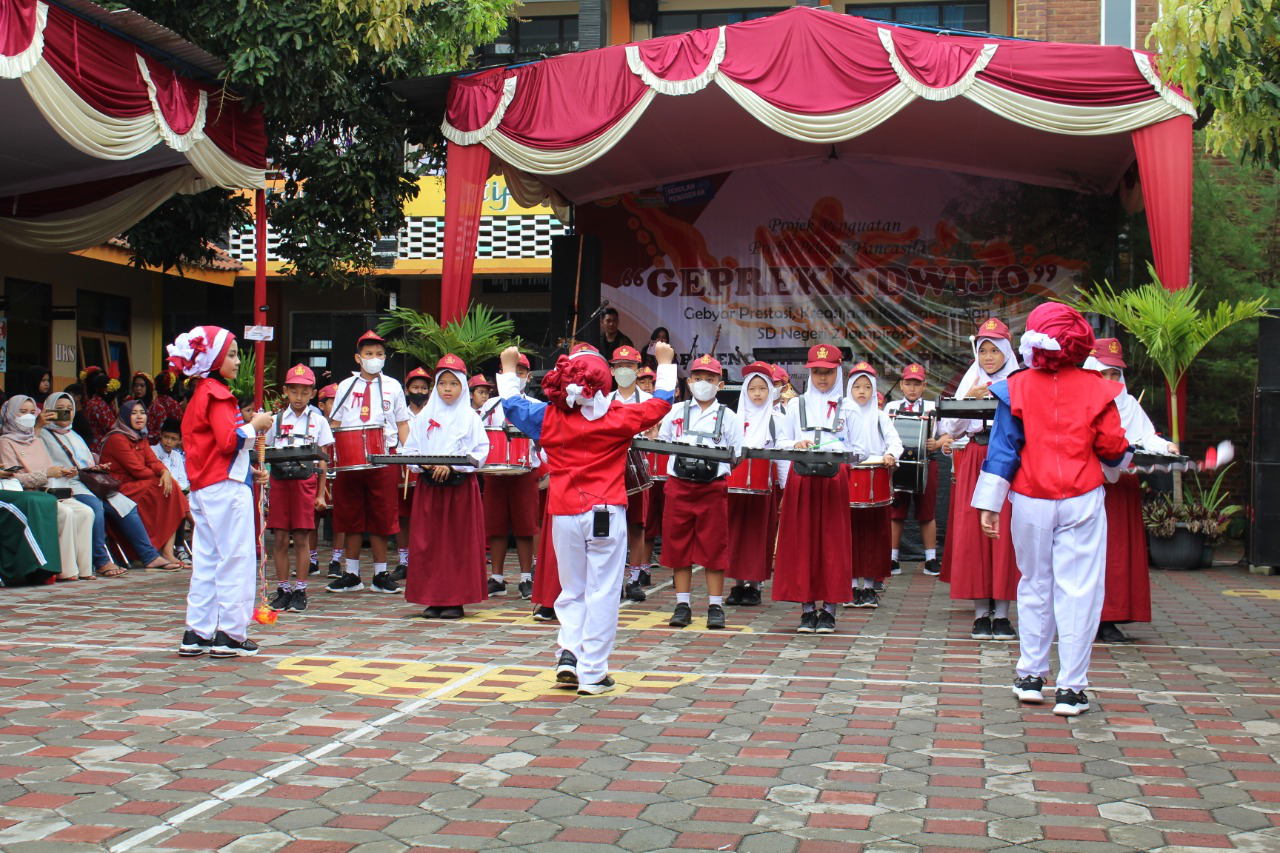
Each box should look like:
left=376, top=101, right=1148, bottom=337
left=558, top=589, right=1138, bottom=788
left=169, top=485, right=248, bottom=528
left=76, top=289, right=132, bottom=378
left=483, top=16, right=579, bottom=60
left=2, top=279, right=51, bottom=379
left=850, top=3, right=990, bottom=32
left=1100, top=0, right=1134, bottom=46
left=654, top=9, right=786, bottom=37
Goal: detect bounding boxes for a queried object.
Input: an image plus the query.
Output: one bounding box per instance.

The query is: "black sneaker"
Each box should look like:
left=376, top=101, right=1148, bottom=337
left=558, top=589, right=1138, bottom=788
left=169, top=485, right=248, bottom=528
left=890, top=560, right=901, bottom=576
left=797, top=611, right=819, bottom=633
left=971, top=616, right=994, bottom=640
left=639, top=568, right=653, bottom=587
left=308, top=560, right=320, bottom=576
left=845, top=589, right=864, bottom=609
left=178, top=629, right=212, bottom=657
left=923, top=559, right=941, bottom=577
left=624, top=580, right=647, bottom=603
left=1053, top=688, right=1090, bottom=717
left=488, top=577, right=507, bottom=596
left=669, top=602, right=693, bottom=628
left=577, top=675, right=616, bottom=696
left=370, top=572, right=399, bottom=594
left=269, top=587, right=292, bottom=611
left=862, top=590, right=880, bottom=609
left=873, top=580, right=885, bottom=594
left=289, top=588, right=308, bottom=612
left=706, top=604, right=726, bottom=630
left=991, top=617, right=1016, bottom=641
left=532, top=606, right=557, bottom=622
left=327, top=560, right=343, bottom=578
left=725, top=584, right=746, bottom=606
left=437, top=606, right=465, bottom=619
left=518, top=579, right=533, bottom=600
left=815, top=610, right=836, bottom=634
left=1012, top=675, right=1046, bottom=703
left=210, top=630, right=259, bottom=658
left=326, top=573, right=364, bottom=593
left=742, top=585, right=762, bottom=606
left=555, top=650, right=578, bottom=685
left=1096, top=622, right=1129, bottom=643
left=391, top=563, right=408, bottom=582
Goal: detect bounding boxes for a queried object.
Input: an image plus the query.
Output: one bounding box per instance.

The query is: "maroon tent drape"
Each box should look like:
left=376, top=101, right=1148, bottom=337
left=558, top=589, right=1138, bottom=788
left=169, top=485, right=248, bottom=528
left=439, top=141, right=489, bottom=324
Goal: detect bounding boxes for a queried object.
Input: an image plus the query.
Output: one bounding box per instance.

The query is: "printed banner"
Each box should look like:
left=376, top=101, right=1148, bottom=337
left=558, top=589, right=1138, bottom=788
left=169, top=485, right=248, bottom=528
left=579, top=159, right=1115, bottom=389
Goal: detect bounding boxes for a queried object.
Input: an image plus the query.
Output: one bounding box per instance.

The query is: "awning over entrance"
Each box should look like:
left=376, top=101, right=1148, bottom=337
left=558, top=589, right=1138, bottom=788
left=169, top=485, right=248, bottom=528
left=0, top=0, right=266, bottom=251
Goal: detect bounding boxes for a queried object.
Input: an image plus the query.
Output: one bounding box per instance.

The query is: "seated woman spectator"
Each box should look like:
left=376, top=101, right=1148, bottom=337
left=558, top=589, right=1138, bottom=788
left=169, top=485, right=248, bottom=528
left=61, top=383, right=94, bottom=447
left=125, top=372, right=154, bottom=416
left=97, top=401, right=190, bottom=567
left=641, top=327, right=672, bottom=369
left=83, top=368, right=118, bottom=454
left=40, top=392, right=179, bottom=576
left=148, top=370, right=184, bottom=442
left=0, top=396, right=95, bottom=580
left=8, top=366, right=52, bottom=409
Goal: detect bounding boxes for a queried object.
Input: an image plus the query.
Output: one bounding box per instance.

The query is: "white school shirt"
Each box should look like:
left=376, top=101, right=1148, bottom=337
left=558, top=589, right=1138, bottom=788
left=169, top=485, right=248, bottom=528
left=777, top=397, right=870, bottom=459
left=331, top=373, right=411, bottom=449
left=264, top=405, right=335, bottom=449
left=885, top=397, right=942, bottom=437
left=153, top=444, right=190, bottom=492
left=658, top=400, right=743, bottom=480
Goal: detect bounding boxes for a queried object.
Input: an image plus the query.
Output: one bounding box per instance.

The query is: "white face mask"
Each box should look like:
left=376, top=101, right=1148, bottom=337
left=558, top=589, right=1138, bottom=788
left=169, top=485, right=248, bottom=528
left=691, top=380, right=718, bottom=402
left=614, top=367, right=637, bottom=388
left=517, top=376, right=529, bottom=392
left=15, top=414, right=37, bottom=429
left=361, top=357, right=384, bottom=374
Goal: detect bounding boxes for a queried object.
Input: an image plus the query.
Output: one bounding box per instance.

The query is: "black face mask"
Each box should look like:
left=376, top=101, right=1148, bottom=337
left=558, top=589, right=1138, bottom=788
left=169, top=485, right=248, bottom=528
left=407, top=392, right=430, bottom=407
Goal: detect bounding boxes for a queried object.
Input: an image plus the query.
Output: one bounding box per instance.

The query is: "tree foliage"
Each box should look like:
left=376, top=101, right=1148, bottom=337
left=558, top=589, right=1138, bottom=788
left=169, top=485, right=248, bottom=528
left=119, top=0, right=517, bottom=283
left=377, top=304, right=522, bottom=373
left=1150, top=0, right=1280, bottom=168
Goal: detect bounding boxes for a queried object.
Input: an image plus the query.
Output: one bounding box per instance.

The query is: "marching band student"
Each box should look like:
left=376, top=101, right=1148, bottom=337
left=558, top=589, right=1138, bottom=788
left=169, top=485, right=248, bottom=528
left=845, top=363, right=902, bottom=609
left=326, top=331, right=411, bottom=596
left=265, top=365, right=333, bottom=613
left=1086, top=338, right=1175, bottom=643
left=499, top=342, right=677, bottom=696
left=885, top=364, right=948, bottom=576
left=394, top=367, right=433, bottom=581
left=168, top=326, right=273, bottom=658
left=637, top=365, right=661, bottom=587
left=659, top=354, right=743, bottom=630
left=726, top=361, right=785, bottom=606
left=469, top=375, right=493, bottom=412
left=481, top=353, right=540, bottom=600
left=774, top=344, right=869, bottom=634
left=972, top=304, right=1131, bottom=716
left=316, top=384, right=344, bottom=578
left=607, top=345, right=652, bottom=597
left=771, top=364, right=793, bottom=413
left=636, top=366, right=657, bottom=395
left=402, top=355, right=490, bottom=619
left=938, top=318, right=1021, bottom=642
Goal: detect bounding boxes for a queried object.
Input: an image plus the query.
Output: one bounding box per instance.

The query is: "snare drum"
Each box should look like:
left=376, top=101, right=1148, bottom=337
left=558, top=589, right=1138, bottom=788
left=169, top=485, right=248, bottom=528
left=645, top=451, right=671, bottom=481
left=726, top=457, right=773, bottom=495
left=848, top=465, right=893, bottom=508
left=332, top=425, right=387, bottom=472
left=891, top=413, right=932, bottom=494
left=625, top=448, right=653, bottom=495
left=483, top=426, right=535, bottom=475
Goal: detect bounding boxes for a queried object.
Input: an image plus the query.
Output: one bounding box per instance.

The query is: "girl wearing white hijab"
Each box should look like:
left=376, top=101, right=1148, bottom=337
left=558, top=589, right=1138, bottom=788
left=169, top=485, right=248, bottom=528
left=939, top=318, right=1022, bottom=643
left=845, top=364, right=903, bottom=609
left=1085, top=338, right=1176, bottom=643
left=401, top=355, right=490, bottom=620
left=725, top=362, right=786, bottom=607
left=774, top=344, right=870, bottom=634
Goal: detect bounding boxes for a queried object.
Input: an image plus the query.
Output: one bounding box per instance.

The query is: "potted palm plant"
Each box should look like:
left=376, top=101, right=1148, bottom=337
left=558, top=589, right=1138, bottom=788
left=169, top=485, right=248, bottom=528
left=376, top=304, right=523, bottom=375
left=1067, top=270, right=1266, bottom=568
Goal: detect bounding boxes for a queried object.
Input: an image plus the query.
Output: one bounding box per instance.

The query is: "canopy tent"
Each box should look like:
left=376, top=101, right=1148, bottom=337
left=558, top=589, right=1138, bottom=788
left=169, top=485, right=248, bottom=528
left=437, top=6, right=1194, bottom=324
left=0, top=0, right=266, bottom=251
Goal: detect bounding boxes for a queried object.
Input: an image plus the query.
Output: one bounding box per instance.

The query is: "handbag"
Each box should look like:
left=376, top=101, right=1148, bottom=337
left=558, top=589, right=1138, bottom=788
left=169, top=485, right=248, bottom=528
left=49, top=431, right=121, bottom=500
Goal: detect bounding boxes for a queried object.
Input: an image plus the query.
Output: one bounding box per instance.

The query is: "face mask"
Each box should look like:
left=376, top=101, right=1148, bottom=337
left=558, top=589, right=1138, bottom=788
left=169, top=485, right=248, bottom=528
left=15, top=414, right=37, bottom=430
left=614, top=367, right=637, bottom=387
left=361, top=357, right=384, bottom=374
left=517, top=376, right=529, bottom=392
left=406, top=392, right=429, bottom=407
left=691, top=380, right=718, bottom=402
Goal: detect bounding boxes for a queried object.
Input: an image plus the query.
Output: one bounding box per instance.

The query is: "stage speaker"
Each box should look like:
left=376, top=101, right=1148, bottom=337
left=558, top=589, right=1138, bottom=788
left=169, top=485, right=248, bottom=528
left=1251, top=459, right=1280, bottom=565
left=1257, top=309, right=1280, bottom=390
left=550, top=234, right=601, bottom=351
left=1251, top=312, right=1280, bottom=563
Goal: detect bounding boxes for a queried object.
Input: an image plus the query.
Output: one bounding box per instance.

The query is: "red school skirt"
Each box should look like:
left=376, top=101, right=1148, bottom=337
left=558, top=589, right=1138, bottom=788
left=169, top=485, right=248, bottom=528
left=940, top=442, right=1019, bottom=601
left=405, top=475, right=487, bottom=608
left=772, top=468, right=853, bottom=604
left=728, top=490, right=776, bottom=582
left=1101, top=475, right=1151, bottom=623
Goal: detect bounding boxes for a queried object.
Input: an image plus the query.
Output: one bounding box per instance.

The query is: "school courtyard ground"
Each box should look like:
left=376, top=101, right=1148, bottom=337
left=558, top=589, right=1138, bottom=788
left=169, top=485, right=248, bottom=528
left=0, top=549, right=1278, bottom=853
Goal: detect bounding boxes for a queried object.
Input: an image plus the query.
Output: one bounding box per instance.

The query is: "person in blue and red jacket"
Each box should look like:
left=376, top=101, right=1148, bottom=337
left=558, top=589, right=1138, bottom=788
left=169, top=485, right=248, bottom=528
left=167, top=326, right=273, bottom=659
left=971, top=304, right=1132, bottom=717
left=498, top=341, right=677, bottom=696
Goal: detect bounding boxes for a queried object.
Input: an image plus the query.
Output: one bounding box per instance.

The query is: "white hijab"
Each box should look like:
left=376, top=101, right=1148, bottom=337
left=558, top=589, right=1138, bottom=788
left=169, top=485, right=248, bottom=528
left=738, top=373, right=776, bottom=449
left=1083, top=357, right=1159, bottom=445
left=409, top=369, right=480, bottom=455
left=955, top=334, right=1019, bottom=397
left=846, top=369, right=887, bottom=455
left=797, top=365, right=845, bottom=432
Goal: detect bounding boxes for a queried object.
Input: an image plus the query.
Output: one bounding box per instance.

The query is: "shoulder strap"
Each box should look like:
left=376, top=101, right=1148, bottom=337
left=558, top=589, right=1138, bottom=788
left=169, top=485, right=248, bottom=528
left=332, top=377, right=358, bottom=416
left=48, top=431, right=82, bottom=472
left=769, top=416, right=776, bottom=443
left=711, top=403, right=726, bottom=443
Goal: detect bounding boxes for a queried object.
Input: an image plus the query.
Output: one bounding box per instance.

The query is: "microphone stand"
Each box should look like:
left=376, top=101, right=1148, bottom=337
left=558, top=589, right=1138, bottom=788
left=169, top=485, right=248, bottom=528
left=549, top=302, right=612, bottom=359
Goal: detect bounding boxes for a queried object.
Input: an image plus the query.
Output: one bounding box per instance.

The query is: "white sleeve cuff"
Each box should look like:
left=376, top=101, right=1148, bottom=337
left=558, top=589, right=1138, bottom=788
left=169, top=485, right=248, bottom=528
left=971, top=471, right=1011, bottom=513
left=236, top=424, right=256, bottom=440
left=496, top=371, right=522, bottom=401
left=655, top=363, right=678, bottom=394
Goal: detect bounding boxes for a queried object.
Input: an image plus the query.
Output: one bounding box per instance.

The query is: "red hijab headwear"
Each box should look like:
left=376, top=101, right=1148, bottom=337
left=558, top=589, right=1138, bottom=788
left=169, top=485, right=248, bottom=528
left=1019, top=303, right=1095, bottom=372
left=542, top=349, right=612, bottom=413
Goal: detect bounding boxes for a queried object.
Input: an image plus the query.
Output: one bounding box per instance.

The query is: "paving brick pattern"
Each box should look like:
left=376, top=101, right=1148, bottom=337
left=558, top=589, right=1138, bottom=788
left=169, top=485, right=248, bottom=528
left=0, top=557, right=1278, bottom=851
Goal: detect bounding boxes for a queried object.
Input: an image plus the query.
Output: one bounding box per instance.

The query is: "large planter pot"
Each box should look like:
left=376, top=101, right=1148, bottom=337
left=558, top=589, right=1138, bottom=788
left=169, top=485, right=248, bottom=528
left=1148, top=525, right=1206, bottom=569
left=1201, top=543, right=1215, bottom=568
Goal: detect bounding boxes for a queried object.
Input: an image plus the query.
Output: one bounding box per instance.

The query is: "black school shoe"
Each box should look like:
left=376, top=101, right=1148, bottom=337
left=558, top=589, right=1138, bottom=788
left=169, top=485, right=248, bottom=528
left=210, top=630, right=258, bottom=658
left=1012, top=675, right=1046, bottom=703
left=391, top=563, right=408, bottom=582
left=518, top=580, right=533, bottom=600
left=624, top=580, right=647, bottom=603
left=1053, top=688, right=1090, bottom=717
left=269, top=587, right=292, bottom=611
left=555, top=650, right=578, bottom=685
left=289, top=588, right=308, bottom=612
left=532, top=606, right=557, bottom=622
left=923, top=558, right=942, bottom=576
left=706, top=604, right=726, bottom=630
left=991, top=618, right=1017, bottom=641
left=744, top=586, right=762, bottom=606
left=308, top=560, right=320, bottom=576
left=370, top=572, right=399, bottom=594
left=488, top=577, right=507, bottom=596
left=577, top=675, right=616, bottom=696
left=861, top=590, right=880, bottom=609
left=178, top=629, right=212, bottom=657
left=327, top=573, right=363, bottom=593
left=327, top=560, right=344, bottom=578
left=639, top=568, right=653, bottom=587
left=668, top=602, right=693, bottom=628
left=844, top=589, right=863, bottom=609
left=797, top=611, right=819, bottom=633
left=971, top=616, right=994, bottom=640
left=890, top=560, right=901, bottom=576
left=437, top=606, right=465, bottom=619
left=725, top=584, right=746, bottom=606
left=1096, top=622, right=1129, bottom=643
left=815, top=610, right=836, bottom=634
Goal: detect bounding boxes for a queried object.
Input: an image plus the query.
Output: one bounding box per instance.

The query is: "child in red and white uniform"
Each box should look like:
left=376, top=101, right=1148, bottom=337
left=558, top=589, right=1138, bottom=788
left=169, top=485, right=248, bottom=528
left=265, top=364, right=334, bottom=614
left=499, top=343, right=677, bottom=695
left=938, top=319, right=1021, bottom=641
left=480, top=353, right=541, bottom=600
left=885, top=364, right=947, bottom=576
left=725, top=361, right=785, bottom=607
left=774, top=344, right=869, bottom=634
left=326, top=330, right=411, bottom=596
left=607, top=345, right=652, bottom=593
left=168, top=326, right=273, bottom=658
left=470, top=375, right=494, bottom=412
left=394, top=367, right=433, bottom=581
left=658, top=354, right=743, bottom=630
left=845, top=363, right=902, bottom=609
left=1085, top=338, right=1175, bottom=644
left=636, top=365, right=663, bottom=588
left=973, top=304, right=1132, bottom=716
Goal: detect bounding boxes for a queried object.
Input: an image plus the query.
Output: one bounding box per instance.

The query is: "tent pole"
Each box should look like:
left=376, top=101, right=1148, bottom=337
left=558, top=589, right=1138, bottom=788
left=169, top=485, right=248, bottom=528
left=254, top=188, right=267, bottom=410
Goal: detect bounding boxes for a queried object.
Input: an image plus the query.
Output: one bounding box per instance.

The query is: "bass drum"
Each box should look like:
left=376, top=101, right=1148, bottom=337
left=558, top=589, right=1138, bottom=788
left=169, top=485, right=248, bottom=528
left=890, top=413, right=931, bottom=494
left=624, top=448, right=653, bottom=496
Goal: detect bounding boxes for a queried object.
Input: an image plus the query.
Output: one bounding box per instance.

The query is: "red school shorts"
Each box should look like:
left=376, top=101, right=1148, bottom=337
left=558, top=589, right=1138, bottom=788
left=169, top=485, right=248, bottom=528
left=890, top=459, right=939, bottom=523
left=332, top=465, right=400, bottom=536
left=266, top=474, right=319, bottom=531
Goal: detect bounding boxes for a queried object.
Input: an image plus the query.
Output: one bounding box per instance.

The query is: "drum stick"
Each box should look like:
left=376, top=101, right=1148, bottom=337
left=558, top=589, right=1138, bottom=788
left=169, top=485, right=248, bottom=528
left=403, top=467, right=410, bottom=500
left=1136, top=388, right=1145, bottom=405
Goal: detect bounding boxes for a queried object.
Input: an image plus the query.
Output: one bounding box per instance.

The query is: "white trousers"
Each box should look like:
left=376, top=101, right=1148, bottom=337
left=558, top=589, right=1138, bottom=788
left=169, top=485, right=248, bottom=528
left=187, top=480, right=257, bottom=642
left=55, top=498, right=94, bottom=579
left=1009, top=487, right=1107, bottom=691
left=552, top=506, right=627, bottom=685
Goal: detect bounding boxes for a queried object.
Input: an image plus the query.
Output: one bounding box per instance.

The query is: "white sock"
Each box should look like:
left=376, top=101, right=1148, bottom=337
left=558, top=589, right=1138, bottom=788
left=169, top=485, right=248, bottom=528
left=520, top=572, right=532, bottom=582
left=373, top=562, right=387, bottom=576
left=992, top=600, right=1010, bottom=619
left=925, top=548, right=937, bottom=561
left=345, top=558, right=360, bottom=576
left=676, top=592, right=691, bottom=604
left=490, top=573, right=504, bottom=583
left=890, top=549, right=899, bottom=560
left=333, top=548, right=344, bottom=561
left=974, top=600, right=992, bottom=618
left=802, top=602, right=816, bottom=613
left=309, top=550, right=318, bottom=561
left=822, top=603, right=837, bottom=615
left=296, top=580, right=307, bottom=591
left=398, top=548, right=408, bottom=564
left=709, top=595, right=723, bottom=606
left=629, top=566, right=641, bottom=582
left=278, top=581, right=292, bottom=591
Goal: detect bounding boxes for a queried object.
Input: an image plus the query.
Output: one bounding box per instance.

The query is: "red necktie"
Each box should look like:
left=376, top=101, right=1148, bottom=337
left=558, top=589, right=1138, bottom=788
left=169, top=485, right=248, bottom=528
left=357, top=385, right=370, bottom=422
